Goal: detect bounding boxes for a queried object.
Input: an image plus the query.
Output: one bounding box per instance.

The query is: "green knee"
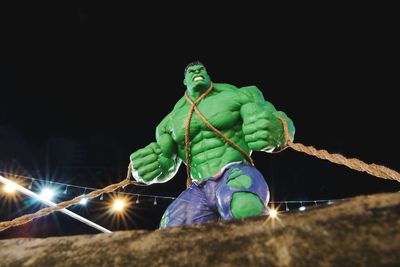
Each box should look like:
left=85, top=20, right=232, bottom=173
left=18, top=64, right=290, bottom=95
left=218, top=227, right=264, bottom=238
left=159, top=210, right=169, bottom=229
left=230, top=192, right=265, bottom=219
left=227, top=174, right=252, bottom=189
left=228, top=168, right=242, bottom=179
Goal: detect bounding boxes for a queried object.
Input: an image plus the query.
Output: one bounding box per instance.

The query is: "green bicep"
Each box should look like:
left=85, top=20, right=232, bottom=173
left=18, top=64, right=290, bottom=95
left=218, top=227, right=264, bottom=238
left=156, top=114, right=177, bottom=159
left=157, top=133, right=177, bottom=158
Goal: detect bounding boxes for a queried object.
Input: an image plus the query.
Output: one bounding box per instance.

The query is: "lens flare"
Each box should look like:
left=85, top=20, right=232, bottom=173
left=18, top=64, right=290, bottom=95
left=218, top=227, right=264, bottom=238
left=93, top=193, right=140, bottom=230
left=112, top=199, right=126, bottom=212
left=3, top=183, right=16, bottom=194
left=268, top=208, right=278, bottom=218
left=39, top=188, right=56, bottom=201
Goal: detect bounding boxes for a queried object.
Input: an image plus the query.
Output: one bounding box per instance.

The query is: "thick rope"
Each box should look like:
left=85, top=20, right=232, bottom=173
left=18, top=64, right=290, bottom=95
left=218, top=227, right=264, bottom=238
left=186, top=98, right=255, bottom=167
left=2, top=112, right=398, bottom=233
left=184, top=82, right=254, bottom=187
left=0, top=164, right=133, bottom=233
left=277, top=116, right=400, bottom=183
left=184, top=82, right=214, bottom=187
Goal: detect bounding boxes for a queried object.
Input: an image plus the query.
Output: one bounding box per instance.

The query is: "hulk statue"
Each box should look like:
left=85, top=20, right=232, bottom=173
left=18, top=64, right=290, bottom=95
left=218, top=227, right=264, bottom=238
left=130, top=61, right=295, bottom=228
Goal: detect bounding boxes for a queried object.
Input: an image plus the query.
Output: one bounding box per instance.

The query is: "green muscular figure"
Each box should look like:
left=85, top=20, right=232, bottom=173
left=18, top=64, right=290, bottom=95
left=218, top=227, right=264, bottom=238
left=130, top=61, right=295, bottom=228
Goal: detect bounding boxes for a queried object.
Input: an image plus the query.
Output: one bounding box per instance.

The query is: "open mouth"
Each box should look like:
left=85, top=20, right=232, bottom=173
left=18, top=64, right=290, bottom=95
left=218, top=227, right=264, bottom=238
left=193, top=75, right=204, bottom=81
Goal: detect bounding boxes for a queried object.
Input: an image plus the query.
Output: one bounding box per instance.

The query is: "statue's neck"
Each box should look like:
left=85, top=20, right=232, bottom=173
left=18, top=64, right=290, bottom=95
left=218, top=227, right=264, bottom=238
left=186, top=82, right=214, bottom=101
left=187, top=90, right=204, bottom=101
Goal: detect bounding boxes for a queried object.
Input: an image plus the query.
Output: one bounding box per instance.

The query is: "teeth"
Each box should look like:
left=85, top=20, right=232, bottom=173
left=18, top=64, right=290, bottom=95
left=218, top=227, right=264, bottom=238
left=194, top=76, right=204, bottom=81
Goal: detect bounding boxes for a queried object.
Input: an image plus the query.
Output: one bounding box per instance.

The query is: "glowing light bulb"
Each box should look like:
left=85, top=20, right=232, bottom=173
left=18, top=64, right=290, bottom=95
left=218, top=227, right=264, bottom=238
left=4, top=183, right=16, bottom=194
left=113, top=199, right=125, bottom=212
left=269, top=208, right=278, bottom=218
left=79, top=198, right=88, bottom=205
left=40, top=188, right=56, bottom=201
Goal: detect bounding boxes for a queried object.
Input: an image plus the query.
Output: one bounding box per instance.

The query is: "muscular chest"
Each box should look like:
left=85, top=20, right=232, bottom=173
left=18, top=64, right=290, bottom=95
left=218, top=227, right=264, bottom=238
left=169, top=95, right=241, bottom=144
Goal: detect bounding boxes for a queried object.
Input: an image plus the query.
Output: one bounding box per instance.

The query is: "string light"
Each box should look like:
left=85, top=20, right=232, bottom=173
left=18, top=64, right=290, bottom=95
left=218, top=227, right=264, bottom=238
left=28, top=179, right=34, bottom=190
left=39, top=188, right=56, bottom=201
left=1, top=166, right=366, bottom=235
left=268, top=208, right=278, bottom=218
left=112, top=199, right=126, bottom=212
left=0, top=175, right=112, bottom=233
left=3, top=183, right=17, bottom=194
left=79, top=188, right=88, bottom=205
left=80, top=198, right=88, bottom=205
left=298, top=202, right=306, bottom=211
left=0, top=171, right=177, bottom=202
left=0, top=170, right=343, bottom=212
left=264, top=204, right=281, bottom=227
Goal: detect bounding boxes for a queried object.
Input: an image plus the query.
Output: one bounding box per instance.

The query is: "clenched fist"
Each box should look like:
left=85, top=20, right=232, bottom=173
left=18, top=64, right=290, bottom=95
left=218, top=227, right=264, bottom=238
left=130, top=142, right=179, bottom=184
left=241, top=101, right=294, bottom=152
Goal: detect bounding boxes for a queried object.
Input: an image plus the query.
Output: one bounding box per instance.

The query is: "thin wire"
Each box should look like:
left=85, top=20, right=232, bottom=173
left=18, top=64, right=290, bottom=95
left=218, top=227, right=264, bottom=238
left=270, top=199, right=345, bottom=204
left=0, top=170, right=177, bottom=200
left=0, top=170, right=347, bottom=204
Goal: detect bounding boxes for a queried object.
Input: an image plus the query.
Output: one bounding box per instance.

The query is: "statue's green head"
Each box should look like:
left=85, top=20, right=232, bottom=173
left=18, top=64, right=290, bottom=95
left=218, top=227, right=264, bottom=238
left=183, top=61, right=212, bottom=93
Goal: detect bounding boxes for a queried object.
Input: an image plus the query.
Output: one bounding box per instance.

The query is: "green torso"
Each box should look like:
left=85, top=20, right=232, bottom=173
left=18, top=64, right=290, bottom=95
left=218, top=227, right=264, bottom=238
left=164, top=83, right=251, bottom=181
left=131, top=63, right=294, bottom=189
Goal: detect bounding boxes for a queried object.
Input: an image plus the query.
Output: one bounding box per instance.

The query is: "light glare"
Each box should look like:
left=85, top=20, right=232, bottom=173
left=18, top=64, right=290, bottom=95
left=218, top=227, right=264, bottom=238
left=4, top=183, right=17, bottom=194
left=299, top=206, right=306, bottom=211
left=113, top=199, right=125, bottom=212
left=40, top=188, right=55, bottom=201
left=80, top=198, right=88, bottom=205
left=269, top=208, right=278, bottom=218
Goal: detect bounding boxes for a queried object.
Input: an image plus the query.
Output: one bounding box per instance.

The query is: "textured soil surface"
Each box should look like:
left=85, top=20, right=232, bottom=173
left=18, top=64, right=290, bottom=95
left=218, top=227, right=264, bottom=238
left=0, top=192, right=399, bottom=267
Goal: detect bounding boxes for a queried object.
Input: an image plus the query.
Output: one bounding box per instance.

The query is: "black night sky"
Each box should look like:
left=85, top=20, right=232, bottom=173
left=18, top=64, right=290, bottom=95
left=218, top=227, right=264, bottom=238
left=0, top=5, right=399, bottom=239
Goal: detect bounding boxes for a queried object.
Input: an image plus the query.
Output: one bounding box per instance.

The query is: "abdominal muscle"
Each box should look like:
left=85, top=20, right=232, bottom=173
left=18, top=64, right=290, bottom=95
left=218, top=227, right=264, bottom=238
left=183, top=129, right=249, bottom=181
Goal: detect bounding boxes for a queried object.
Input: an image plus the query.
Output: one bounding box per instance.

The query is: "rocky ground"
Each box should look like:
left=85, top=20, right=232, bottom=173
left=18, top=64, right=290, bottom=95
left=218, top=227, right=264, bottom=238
left=0, top=192, right=399, bottom=267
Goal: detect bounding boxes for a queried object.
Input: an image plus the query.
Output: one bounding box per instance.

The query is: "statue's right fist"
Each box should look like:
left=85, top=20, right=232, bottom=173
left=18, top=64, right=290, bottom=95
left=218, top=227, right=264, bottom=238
left=130, top=142, right=162, bottom=183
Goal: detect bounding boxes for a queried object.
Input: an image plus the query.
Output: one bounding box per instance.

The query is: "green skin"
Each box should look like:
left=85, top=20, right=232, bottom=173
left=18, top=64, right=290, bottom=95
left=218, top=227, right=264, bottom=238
left=130, top=64, right=295, bottom=219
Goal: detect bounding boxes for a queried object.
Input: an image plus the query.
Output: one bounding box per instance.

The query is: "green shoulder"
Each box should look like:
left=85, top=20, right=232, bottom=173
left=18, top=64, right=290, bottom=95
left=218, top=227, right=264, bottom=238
left=172, top=96, right=187, bottom=110
left=212, top=82, right=240, bottom=93
left=238, top=85, right=266, bottom=104
left=155, top=96, right=186, bottom=138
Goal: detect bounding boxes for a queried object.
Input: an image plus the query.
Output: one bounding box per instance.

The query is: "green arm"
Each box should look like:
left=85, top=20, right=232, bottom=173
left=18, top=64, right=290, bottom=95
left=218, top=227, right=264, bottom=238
left=239, top=86, right=295, bottom=152
left=130, top=114, right=181, bottom=185
left=155, top=116, right=182, bottom=181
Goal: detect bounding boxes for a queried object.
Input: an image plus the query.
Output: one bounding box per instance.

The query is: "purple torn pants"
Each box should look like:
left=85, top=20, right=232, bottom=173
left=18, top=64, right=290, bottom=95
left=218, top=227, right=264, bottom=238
left=159, top=162, right=270, bottom=228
